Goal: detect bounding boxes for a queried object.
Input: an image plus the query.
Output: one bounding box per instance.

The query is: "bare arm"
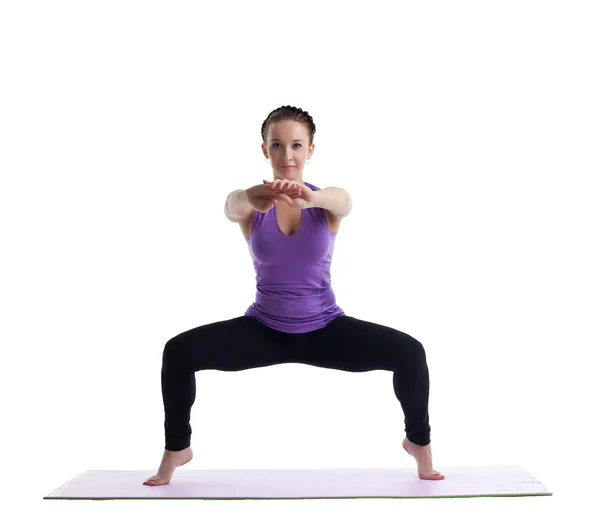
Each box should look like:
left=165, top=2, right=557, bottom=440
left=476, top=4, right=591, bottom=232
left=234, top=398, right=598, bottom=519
left=309, top=187, right=352, bottom=218
left=224, top=189, right=253, bottom=222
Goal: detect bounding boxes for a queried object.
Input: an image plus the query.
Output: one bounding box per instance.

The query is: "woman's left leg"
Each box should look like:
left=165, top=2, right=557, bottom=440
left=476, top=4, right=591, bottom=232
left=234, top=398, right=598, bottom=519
left=294, top=315, right=431, bottom=446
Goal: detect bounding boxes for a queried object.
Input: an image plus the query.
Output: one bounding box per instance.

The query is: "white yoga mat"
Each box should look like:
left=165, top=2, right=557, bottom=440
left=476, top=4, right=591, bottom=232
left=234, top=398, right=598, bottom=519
left=44, top=465, right=552, bottom=500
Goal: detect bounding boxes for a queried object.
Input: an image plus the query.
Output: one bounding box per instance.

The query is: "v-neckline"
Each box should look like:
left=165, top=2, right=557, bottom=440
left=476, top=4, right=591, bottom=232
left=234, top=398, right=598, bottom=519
left=275, top=206, right=304, bottom=237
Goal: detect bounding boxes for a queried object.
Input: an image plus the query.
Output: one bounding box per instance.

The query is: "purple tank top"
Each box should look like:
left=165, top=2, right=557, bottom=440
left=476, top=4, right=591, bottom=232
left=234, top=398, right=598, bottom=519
left=244, top=181, right=346, bottom=333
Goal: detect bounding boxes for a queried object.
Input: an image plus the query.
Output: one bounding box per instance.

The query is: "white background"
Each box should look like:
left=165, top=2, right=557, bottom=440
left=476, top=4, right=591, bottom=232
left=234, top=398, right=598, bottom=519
left=2, top=0, right=598, bottom=520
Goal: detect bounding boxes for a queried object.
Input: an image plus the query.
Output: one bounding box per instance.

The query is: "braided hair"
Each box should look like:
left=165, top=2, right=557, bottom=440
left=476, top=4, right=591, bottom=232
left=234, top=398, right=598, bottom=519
left=261, top=105, right=316, bottom=147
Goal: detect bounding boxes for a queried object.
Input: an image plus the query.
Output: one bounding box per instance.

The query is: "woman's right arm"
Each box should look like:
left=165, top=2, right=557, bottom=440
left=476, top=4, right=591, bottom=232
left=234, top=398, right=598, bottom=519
left=224, top=189, right=253, bottom=223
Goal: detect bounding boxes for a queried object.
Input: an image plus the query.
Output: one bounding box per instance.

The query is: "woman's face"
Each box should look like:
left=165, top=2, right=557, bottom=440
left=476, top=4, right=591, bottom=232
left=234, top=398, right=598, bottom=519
left=263, top=120, right=314, bottom=181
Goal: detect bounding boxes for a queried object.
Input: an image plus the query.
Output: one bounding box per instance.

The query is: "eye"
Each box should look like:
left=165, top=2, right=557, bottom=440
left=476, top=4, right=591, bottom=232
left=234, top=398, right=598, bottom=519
left=273, top=143, right=302, bottom=148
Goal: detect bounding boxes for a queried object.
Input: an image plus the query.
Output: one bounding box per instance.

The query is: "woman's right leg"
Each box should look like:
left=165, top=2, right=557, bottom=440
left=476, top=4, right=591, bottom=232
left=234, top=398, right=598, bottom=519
left=161, top=315, right=293, bottom=451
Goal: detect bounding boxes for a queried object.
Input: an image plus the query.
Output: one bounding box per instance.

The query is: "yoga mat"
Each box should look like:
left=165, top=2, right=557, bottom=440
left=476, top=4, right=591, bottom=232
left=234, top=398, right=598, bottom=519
left=44, top=465, right=552, bottom=500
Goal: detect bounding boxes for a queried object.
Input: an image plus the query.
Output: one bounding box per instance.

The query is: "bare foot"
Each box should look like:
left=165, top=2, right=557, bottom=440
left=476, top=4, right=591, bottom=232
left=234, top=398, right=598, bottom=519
left=402, top=437, right=445, bottom=480
left=143, top=447, right=193, bottom=486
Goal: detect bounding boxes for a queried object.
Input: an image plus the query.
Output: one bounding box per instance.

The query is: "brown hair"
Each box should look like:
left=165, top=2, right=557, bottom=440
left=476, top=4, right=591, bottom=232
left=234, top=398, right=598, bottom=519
left=261, top=105, right=316, bottom=147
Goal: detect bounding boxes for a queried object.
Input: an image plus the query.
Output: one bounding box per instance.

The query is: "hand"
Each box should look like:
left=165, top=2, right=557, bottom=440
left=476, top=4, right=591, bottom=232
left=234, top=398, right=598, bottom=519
left=245, top=182, right=305, bottom=213
left=262, top=179, right=315, bottom=209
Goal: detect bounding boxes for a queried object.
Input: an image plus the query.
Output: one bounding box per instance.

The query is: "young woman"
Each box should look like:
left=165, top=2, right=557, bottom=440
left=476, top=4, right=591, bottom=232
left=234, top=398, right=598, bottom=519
left=144, top=106, right=444, bottom=486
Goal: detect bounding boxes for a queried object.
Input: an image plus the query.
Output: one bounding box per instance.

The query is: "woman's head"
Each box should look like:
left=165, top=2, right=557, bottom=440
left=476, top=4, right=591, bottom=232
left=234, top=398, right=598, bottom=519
left=261, top=105, right=316, bottom=181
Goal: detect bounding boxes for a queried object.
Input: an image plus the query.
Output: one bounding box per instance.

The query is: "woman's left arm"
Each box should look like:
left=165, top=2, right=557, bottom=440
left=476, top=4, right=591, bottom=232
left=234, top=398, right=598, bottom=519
left=309, top=187, right=352, bottom=217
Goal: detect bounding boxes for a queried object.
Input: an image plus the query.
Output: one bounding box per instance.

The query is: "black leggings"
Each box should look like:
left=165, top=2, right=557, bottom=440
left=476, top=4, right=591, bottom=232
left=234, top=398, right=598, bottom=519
left=161, top=315, right=432, bottom=451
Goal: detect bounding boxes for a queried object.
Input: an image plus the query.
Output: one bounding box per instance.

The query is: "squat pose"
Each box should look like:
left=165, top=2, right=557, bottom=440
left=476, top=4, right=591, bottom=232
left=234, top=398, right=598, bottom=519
left=144, top=106, right=444, bottom=485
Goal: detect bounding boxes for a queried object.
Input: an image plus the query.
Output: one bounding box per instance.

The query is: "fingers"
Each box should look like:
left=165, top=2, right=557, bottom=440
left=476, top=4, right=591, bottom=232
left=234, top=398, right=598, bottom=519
left=278, top=187, right=301, bottom=199
left=264, top=182, right=301, bottom=196
left=263, top=179, right=300, bottom=191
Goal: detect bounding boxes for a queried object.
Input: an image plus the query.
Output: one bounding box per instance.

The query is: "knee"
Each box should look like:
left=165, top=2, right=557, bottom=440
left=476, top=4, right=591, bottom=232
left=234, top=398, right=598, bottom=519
left=162, top=336, right=185, bottom=368
left=407, top=338, right=427, bottom=367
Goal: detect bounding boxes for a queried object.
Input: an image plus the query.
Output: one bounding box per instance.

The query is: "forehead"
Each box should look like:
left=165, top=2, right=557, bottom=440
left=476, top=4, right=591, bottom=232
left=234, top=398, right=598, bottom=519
left=268, top=120, right=309, bottom=141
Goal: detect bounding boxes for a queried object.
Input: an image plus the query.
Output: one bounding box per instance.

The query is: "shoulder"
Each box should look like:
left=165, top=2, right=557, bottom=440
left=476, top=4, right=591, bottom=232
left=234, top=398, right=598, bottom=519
left=306, top=182, right=344, bottom=233
left=239, top=209, right=257, bottom=238
left=325, top=209, right=342, bottom=233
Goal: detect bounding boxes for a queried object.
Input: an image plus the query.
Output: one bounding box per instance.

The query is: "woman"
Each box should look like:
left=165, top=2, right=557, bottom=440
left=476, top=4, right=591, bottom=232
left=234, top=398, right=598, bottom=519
left=144, top=105, right=444, bottom=486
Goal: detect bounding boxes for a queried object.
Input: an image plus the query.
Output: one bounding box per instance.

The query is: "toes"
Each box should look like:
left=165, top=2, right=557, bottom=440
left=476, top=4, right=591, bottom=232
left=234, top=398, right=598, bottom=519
left=419, top=471, right=445, bottom=480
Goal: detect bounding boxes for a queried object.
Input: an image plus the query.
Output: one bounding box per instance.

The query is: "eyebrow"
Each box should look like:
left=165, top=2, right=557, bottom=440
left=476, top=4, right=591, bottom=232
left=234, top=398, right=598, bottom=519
left=270, top=138, right=304, bottom=143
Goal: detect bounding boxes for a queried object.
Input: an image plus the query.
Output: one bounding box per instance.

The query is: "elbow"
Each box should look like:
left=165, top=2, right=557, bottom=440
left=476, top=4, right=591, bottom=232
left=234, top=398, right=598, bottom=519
left=340, top=192, right=352, bottom=217
left=224, top=200, right=237, bottom=222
